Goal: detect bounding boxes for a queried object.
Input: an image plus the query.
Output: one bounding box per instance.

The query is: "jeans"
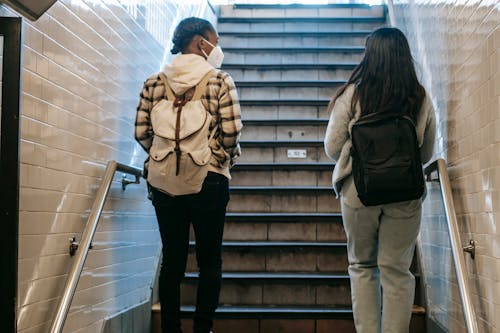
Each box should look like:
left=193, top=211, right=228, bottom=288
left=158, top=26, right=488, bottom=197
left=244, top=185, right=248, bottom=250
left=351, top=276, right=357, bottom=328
left=152, top=172, right=229, bottom=333
left=341, top=197, right=422, bottom=333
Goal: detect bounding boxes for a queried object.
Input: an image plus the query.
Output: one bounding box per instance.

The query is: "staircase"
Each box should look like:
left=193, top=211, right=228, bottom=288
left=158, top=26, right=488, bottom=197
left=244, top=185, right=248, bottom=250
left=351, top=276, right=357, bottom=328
left=152, top=3, right=426, bottom=333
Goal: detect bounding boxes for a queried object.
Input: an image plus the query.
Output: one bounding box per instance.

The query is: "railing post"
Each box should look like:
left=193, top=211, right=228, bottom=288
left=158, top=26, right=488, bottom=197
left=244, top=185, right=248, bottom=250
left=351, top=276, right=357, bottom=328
left=49, top=161, right=118, bottom=333
left=435, top=159, right=478, bottom=333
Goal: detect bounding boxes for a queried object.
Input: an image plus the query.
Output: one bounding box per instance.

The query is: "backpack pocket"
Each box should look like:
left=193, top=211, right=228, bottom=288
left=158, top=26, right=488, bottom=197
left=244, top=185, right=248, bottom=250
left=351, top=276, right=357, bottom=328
left=147, top=144, right=176, bottom=193
left=182, top=147, right=212, bottom=187
left=147, top=143, right=212, bottom=196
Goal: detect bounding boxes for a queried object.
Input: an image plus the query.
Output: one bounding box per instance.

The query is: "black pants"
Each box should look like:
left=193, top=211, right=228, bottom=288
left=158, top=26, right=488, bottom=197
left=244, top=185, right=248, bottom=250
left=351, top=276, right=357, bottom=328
left=151, top=172, right=229, bottom=333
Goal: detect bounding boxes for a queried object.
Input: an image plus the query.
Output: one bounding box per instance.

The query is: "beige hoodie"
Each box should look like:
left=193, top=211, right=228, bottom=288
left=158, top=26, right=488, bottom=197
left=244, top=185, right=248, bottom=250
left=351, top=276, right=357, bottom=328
left=162, top=54, right=214, bottom=95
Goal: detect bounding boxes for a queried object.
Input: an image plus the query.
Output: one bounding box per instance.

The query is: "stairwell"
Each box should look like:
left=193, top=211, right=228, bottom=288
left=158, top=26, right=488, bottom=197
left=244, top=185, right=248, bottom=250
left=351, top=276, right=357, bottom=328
left=152, top=3, right=426, bottom=333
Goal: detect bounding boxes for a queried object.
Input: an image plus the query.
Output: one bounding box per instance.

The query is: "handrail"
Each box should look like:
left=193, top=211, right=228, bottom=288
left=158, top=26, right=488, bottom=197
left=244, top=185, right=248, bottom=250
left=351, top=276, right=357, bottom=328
left=424, top=158, right=478, bottom=333
left=49, top=161, right=143, bottom=333
left=385, top=0, right=397, bottom=27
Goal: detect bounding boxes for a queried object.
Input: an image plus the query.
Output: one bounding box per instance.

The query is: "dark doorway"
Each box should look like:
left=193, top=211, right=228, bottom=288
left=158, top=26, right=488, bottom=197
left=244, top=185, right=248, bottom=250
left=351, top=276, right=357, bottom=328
left=0, top=16, right=22, bottom=333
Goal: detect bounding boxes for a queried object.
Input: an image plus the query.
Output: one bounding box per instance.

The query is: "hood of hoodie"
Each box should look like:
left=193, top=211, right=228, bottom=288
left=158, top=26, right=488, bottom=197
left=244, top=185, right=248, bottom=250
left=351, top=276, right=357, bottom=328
left=162, top=54, right=214, bottom=95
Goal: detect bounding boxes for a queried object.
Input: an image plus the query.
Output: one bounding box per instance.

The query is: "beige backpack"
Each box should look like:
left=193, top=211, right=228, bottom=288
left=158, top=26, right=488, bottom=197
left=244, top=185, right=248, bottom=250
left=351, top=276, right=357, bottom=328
left=147, top=70, right=216, bottom=196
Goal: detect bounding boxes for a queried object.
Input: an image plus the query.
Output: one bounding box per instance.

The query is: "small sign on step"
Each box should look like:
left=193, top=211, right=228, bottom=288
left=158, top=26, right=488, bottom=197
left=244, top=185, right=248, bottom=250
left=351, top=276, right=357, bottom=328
left=287, top=149, right=307, bottom=159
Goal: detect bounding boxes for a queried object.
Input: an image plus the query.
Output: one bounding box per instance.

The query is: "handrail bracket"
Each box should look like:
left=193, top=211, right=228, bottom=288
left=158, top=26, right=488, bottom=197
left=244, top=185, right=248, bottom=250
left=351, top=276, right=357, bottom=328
left=69, top=236, right=79, bottom=257
left=463, top=239, right=475, bottom=260
left=122, top=173, right=141, bottom=190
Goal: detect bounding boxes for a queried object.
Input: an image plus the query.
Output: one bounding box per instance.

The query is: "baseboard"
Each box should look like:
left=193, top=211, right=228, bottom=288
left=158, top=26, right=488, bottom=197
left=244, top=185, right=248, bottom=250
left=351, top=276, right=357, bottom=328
left=102, top=301, right=152, bottom=333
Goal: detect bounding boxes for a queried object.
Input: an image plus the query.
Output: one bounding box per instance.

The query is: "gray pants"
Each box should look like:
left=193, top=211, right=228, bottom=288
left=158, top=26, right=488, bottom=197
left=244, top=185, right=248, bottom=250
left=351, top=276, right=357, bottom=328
left=341, top=197, right=422, bottom=333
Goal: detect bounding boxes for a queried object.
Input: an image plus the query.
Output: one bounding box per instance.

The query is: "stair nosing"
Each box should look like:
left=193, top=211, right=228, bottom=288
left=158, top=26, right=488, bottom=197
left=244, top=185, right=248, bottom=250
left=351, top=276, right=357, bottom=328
left=188, top=241, right=347, bottom=248
left=218, top=17, right=385, bottom=23
left=220, top=31, right=372, bottom=37
left=177, top=305, right=354, bottom=319
left=225, top=47, right=364, bottom=53
left=230, top=185, right=332, bottom=192
left=235, top=81, right=345, bottom=87
left=233, top=162, right=332, bottom=170
left=225, top=212, right=342, bottom=222
left=242, top=119, right=328, bottom=125
left=232, top=3, right=381, bottom=8
left=184, top=272, right=349, bottom=280
left=222, top=63, right=357, bottom=70
left=240, top=101, right=329, bottom=107
left=240, top=140, right=324, bottom=147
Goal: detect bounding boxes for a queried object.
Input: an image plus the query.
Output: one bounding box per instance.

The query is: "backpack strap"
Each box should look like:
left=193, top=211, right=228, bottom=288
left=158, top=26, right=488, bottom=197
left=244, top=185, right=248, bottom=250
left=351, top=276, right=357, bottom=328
left=158, top=73, right=176, bottom=100
left=192, top=69, right=217, bottom=101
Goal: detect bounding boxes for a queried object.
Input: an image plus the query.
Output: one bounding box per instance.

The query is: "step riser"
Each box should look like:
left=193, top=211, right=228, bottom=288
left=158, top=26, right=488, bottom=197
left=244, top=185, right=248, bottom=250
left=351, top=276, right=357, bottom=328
left=226, top=51, right=363, bottom=65
left=153, top=317, right=426, bottom=333
left=227, top=193, right=340, bottom=213
left=219, top=22, right=382, bottom=34
left=220, top=36, right=368, bottom=48
left=241, top=105, right=330, bottom=120
left=241, top=125, right=327, bottom=142
left=227, top=68, right=353, bottom=81
left=231, top=170, right=332, bottom=187
left=238, top=147, right=330, bottom=164
left=219, top=6, right=385, bottom=18
left=187, top=249, right=348, bottom=273
left=223, top=222, right=346, bottom=242
left=181, top=283, right=351, bottom=307
left=238, top=86, right=336, bottom=101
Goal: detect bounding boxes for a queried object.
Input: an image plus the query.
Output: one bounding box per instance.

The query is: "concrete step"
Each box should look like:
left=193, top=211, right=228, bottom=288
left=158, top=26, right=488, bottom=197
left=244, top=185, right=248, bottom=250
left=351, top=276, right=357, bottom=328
left=223, top=212, right=345, bottom=243
left=219, top=31, right=370, bottom=48
left=242, top=119, right=328, bottom=126
left=238, top=146, right=329, bottom=164
left=186, top=244, right=348, bottom=274
left=231, top=169, right=331, bottom=187
left=235, top=80, right=345, bottom=87
left=237, top=85, right=336, bottom=102
left=229, top=64, right=353, bottom=82
left=225, top=48, right=362, bottom=66
left=218, top=19, right=383, bottom=35
left=240, top=139, right=324, bottom=147
left=240, top=105, right=330, bottom=120
left=226, top=212, right=341, bottom=222
left=240, top=100, right=329, bottom=107
left=233, top=162, right=332, bottom=170
left=225, top=64, right=354, bottom=82
left=227, top=190, right=339, bottom=213
left=224, top=223, right=345, bottom=243
left=219, top=3, right=386, bottom=19
left=152, top=305, right=426, bottom=333
left=230, top=185, right=332, bottom=193
left=181, top=272, right=351, bottom=307
left=240, top=123, right=327, bottom=142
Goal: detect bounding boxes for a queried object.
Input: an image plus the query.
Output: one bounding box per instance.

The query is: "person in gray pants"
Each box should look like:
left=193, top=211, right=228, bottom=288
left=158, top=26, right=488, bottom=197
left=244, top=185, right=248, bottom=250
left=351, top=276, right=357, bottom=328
left=324, top=27, right=436, bottom=333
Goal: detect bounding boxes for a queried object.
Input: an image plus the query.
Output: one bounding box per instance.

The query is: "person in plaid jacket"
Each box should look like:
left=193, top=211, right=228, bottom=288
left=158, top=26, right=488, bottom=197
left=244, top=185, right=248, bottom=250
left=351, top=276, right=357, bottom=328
left=134, top=17, right=242, bottom=333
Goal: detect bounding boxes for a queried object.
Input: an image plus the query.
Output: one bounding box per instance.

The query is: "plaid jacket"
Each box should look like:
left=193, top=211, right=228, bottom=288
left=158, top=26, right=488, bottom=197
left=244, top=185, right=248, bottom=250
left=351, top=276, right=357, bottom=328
left=134, top=70, right=243, bottom=179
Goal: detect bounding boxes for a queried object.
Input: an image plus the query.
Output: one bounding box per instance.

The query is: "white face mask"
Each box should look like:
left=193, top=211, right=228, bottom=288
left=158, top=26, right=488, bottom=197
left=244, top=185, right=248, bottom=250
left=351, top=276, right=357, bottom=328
left=201, top=38, right=224, bottom=68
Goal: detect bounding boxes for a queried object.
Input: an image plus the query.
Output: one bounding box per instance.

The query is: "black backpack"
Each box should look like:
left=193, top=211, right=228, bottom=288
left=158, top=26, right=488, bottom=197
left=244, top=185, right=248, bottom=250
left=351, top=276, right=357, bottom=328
left=350, top=112, right=425, bottom=206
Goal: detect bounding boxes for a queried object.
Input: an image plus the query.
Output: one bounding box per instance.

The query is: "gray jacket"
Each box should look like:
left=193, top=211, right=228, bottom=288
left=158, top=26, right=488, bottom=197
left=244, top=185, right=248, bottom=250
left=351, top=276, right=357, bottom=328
left=324, top=84, right=436, bottom=206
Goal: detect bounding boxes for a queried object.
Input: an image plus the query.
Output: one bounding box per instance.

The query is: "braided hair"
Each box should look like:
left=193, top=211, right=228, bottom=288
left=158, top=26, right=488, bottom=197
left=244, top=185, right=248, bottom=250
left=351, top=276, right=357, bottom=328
left=171, top=17, right=215, bottom=54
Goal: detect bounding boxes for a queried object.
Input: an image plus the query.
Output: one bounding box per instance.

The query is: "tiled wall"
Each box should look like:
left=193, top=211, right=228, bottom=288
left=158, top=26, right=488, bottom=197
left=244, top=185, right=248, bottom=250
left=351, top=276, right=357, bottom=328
left=0, top=1, right=216, bottom=332
left=394, top=0, right=499, bottom=332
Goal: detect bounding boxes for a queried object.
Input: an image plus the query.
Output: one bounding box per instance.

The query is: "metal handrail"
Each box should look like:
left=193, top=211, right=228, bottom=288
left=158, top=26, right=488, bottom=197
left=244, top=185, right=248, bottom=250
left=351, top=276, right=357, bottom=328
left=385, top=0, right=397, bottom=27
left=49, top=161, right=142, bottom=333
left=424, top=158, right=478, bottom=333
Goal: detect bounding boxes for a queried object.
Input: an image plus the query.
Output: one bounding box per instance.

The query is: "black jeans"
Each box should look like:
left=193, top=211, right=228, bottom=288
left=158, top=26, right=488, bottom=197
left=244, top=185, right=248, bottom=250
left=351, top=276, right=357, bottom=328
left=151, top=172, right=229, bottom=333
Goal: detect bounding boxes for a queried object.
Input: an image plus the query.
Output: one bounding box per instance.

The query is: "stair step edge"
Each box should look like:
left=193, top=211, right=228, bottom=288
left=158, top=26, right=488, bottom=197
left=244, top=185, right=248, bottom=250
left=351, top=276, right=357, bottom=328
left=218, top=17, right=385, bottom=23
left=188, top=241, right=347, bottom=247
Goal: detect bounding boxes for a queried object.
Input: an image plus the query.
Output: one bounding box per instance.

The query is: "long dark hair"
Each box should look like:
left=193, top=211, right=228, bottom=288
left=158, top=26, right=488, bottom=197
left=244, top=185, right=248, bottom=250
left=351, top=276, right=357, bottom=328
left=171, top=17, right=215, bottom=54
left=330, top=27, right=425, bottom=119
